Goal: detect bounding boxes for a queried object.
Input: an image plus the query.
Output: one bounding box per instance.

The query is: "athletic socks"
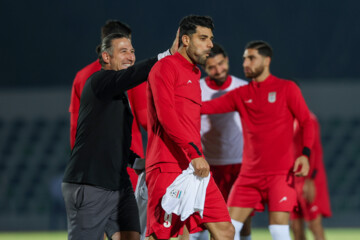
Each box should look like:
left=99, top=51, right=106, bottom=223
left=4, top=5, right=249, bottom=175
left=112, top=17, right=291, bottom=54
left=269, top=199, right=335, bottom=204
left=268, top=224, right=291, bottom=240
left=189, top=230, right=209, bottom=240
left=231, top=219, right=244, bottom=240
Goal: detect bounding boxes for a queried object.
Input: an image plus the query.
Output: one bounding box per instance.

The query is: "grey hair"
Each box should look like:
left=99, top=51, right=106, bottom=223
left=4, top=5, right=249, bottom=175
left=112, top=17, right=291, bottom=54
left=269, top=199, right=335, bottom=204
left=98, top=33, right=129, bottom=67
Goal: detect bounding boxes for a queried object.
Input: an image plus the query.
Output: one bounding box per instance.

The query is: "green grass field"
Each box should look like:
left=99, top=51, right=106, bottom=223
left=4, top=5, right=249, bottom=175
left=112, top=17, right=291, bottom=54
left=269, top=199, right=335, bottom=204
left=0, top=228, right=359, bottom=240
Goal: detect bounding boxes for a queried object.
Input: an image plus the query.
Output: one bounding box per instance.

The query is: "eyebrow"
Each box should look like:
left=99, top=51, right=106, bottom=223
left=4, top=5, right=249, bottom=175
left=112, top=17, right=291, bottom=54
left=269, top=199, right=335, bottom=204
left=199, top=34, right=213, bottom=38
left=243, top=54, right=256, bottom=58
left=119, top=47, right=135, bottom=51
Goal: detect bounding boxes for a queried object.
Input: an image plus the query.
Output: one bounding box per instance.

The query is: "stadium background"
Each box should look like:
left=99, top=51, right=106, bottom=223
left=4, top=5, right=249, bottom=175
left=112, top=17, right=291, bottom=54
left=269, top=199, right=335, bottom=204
left=0, top=0, right=359, bottom=235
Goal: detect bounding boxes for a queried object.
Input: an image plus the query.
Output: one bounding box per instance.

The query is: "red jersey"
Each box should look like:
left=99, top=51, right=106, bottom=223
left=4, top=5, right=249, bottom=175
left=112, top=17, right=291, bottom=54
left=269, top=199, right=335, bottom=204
left=201, top=74, right=314, bottom=176
left=293, top=113, right=332, bottom=218
left=128, top=82, right=148, bottom=158
left=69, top=60, right=101, bottom=149
left=293, top=113, right=320, bottom=177
left=146, top=52, right=203, bottom=173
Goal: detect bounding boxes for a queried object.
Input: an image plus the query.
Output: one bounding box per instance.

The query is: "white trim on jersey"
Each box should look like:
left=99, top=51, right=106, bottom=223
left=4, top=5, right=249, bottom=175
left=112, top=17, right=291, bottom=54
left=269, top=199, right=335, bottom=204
left=200, top=75, right=248, bottom=166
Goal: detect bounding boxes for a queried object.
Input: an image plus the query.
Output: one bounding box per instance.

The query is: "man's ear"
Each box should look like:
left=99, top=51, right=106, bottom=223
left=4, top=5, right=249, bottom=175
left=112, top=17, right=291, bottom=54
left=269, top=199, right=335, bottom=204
left=264, top=56, right=271, bottom=67
left=102, top=52, right=111, bottom=64
left=181, top=35, right=190, bottom=47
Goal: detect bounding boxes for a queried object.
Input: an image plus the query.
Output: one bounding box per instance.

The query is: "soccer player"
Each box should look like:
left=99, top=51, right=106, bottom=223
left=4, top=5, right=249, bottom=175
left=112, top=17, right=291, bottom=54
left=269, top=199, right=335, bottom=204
left=291, top=112, right=332, bottom=240
left=62, top=32, right=177, bottom=240
left=189, top=43, right=251, bottom=240
left=201, top=40, right=314, bottom=240
left=145, top=15, right=234, bottom=240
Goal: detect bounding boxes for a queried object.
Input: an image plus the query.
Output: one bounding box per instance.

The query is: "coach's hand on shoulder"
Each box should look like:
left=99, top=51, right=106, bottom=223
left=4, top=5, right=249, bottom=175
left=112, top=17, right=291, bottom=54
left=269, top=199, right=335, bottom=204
left=169, top=28, right=180, bottom=55
left=293, top=155, right=310, bottom=177
left=191, top=157, right=210, bottom=178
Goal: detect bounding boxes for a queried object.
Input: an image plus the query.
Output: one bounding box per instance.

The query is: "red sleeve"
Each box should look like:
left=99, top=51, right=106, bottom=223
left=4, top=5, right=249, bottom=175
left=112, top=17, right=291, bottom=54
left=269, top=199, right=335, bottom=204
left=69, top=60, right=101, bottom=149
left=287, top=81, right=314, bottom=150
left=69, top=73, right=82, bottom=149
left=149, top=61, right=201, bottom=160
left=129, top=112, right=145, bottom=158
left=128, top=83, right=147, bottom=158
left=70, top=112, right=78, bottom=150
left=201, top=89, right=238, bottom=114
left=128, top=82, right=148, bottom=130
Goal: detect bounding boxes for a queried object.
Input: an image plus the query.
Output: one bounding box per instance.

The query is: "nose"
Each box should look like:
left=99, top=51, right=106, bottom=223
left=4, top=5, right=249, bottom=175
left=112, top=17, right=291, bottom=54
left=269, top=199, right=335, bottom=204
left=215, top=65, right=222, bottom=74
left=243, top=58, right=249, bottom=67
left=128, top=52, right=135, bottom=62
left=208, top=39, right=213, bottom=49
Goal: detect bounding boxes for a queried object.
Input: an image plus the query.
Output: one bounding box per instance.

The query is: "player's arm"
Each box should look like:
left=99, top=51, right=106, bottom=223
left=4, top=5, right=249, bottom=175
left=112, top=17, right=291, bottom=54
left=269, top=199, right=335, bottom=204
left=92, top=57, right=158, bottom=99
left=201, top=89, right=238, bottom=115
left=93, top=31, right=179, bottom=99
left=149, top=61, right=203, bottom=162
left=288, top=82, right=314, bottom=177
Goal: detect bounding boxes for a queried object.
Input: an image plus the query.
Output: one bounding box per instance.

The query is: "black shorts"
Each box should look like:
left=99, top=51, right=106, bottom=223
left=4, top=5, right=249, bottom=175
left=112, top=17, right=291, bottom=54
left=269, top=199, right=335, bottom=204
left=62, top=182, right=140, bottom=240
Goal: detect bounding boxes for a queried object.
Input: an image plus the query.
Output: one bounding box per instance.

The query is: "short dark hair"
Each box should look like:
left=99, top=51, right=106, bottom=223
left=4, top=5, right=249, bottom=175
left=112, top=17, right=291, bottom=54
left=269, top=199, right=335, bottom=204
left=178, top=15, right=214, bottom=47
left=98, top=33, right=129, bottom=67
left=101, top=20, right=131, bottom=40
left=208, top=42, right=227, bottom=58
left=245, top=40, right=273, bottom=58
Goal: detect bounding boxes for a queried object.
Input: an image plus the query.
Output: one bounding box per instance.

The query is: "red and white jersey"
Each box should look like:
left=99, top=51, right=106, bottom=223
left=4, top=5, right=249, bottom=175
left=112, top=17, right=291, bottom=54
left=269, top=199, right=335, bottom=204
left=146, top=52, right=203, bottom=173
left=202, top=74, right=314, bottom=176
left=200, top=75, right=248, bottom=165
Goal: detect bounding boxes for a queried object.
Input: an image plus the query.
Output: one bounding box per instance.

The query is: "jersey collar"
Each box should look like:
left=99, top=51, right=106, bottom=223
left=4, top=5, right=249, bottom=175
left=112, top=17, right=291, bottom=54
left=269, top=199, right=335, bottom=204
left=174, top=52, right=200, bottom=74
left=205, top=75, right=232, bottom=90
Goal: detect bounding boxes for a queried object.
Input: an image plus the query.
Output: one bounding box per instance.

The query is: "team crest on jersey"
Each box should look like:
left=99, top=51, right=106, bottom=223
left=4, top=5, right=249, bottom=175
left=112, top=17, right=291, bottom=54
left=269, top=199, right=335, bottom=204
left=163, top=213, right=172, bottom=228
left=268, top=92, right=276, bottom=103
left=169, top=189, right=182, bottom=199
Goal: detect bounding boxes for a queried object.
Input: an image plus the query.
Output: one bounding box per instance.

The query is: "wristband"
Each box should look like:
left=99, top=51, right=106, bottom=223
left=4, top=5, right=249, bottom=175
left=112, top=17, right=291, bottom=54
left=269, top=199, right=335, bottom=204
left=311, top=169, right=318, bottom=179
left=157, top=49, right=171, bottom=60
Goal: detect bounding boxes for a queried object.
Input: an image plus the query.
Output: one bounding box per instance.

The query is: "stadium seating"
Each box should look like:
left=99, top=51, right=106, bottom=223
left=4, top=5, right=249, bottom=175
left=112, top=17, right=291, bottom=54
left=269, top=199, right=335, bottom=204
left=0, top=116, right=359, bottom=229
left=0, top=117, right=69, bottom=230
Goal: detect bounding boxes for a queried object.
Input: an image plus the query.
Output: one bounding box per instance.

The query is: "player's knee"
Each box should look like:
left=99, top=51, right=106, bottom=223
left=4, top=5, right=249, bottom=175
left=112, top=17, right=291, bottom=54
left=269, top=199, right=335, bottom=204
left=221, top=223, right=235, bottom=239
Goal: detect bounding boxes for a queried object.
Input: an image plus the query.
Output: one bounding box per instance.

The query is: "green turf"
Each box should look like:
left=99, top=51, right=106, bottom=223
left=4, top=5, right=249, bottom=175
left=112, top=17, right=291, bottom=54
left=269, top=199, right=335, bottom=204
left=0, top=228, right=359, bottom=239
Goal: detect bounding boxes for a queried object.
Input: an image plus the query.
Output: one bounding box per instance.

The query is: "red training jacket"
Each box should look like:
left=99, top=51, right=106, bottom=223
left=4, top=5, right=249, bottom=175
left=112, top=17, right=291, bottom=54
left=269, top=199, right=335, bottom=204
left=146, top=52, right=203, bottom=173
left=202, top=74, right=314, bottom=176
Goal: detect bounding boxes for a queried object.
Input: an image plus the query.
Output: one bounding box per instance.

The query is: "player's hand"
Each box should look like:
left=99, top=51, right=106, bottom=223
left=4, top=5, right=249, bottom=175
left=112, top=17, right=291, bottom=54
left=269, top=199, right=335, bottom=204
left=169, top=28, right=180, bottom=55
left=191, top=157, right=210, bottom=178
left=293, top=155, right=310, bottom=177
left=303, top=178, right=316, bottom=203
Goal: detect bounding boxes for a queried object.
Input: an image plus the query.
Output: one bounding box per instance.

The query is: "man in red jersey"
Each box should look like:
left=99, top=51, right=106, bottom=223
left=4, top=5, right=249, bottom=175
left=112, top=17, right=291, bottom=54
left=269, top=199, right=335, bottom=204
left=146, top=15, right=234, bottom=240
left=201, top=41, right=314, bottom=240
left=189, top=43, right=251, bottom=240
left=291, top=113, right=332, bottom=240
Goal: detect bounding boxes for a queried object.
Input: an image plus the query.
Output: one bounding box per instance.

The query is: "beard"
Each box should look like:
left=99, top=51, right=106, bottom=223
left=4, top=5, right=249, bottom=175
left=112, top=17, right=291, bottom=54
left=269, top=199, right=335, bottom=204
left=244, top=65, right=265, bottom=79
left=211, top=69, right=229, bottom=83
left=197, top=54, right=208, bottom=65
left=187, top=43, right=210, bottom=65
